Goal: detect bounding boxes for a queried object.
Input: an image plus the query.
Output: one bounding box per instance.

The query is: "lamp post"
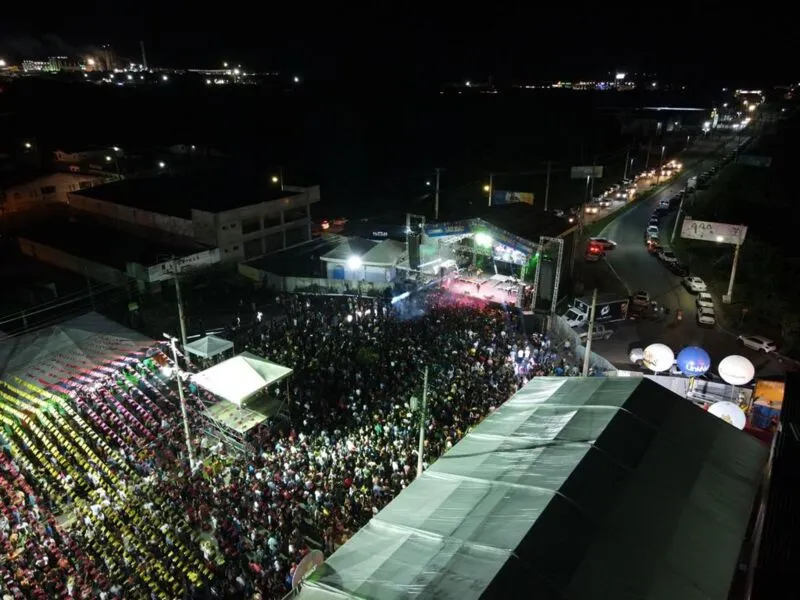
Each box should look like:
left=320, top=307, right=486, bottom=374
left=272, top=167, right=285, bottom=191
left=163, top=333, right=196, bottom=470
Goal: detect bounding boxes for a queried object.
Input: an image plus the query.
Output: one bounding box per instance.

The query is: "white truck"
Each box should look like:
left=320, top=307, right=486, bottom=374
left=563, top=295, right=630, bottom=328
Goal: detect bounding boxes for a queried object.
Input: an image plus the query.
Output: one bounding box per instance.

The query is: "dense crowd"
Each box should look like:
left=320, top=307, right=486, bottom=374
left=0, top=291, right=581, bottom=599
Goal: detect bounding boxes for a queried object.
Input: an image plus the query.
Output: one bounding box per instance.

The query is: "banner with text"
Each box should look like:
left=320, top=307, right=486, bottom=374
left=491, top=190, right=534, bottom=206
left=681, top=219, right=747, bottom=245
left=570, top=165, right=604, bottom=179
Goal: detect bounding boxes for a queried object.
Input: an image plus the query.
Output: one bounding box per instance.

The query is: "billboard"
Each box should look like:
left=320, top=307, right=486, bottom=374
left=491, top=190, right=534, bottom=206
left=147, top=248, right=221, bottom=282
left=681, top=219, right=747, bottom=245
left=424, top=221, right=472, bottom=237
left=570, top=165, right=604, bottom=179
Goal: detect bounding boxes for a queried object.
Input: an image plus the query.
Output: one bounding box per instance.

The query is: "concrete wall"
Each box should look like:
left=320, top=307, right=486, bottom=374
left=68, top=192, right=194, bottom=239
left=18, top=238, right=129, bottom=286
left=238, top=264, right=391, bottom=295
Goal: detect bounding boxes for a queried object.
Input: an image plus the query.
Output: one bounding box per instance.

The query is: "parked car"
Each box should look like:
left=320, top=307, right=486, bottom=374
left=659, top=250, right=678, bottom=264
left=737, top=335, right=778, bottom=353
left=646, top=225, right=659, bottom=238
left=577, top=323, right=615, bottom=342
left=632, top=290, right=650, bottom=307
left=696, top=307, right=716, bottom=327
left=668, top=261, right=689, bottom=276
left=683, top=276, right=707, bottom=294
left=696, top=292, right=714, bottom=310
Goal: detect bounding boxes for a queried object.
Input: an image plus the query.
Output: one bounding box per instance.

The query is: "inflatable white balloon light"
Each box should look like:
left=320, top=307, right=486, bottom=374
left=642, top=343, right=674, bottom=372
left=718, top=355, right=755, bottom=386
left=708, top=401, right=747, bottom=430
left=629, top=348, right=644, bottom=364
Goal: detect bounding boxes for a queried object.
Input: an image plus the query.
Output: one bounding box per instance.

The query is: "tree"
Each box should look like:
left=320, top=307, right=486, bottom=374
left=781, top=312, right=800, bottom=353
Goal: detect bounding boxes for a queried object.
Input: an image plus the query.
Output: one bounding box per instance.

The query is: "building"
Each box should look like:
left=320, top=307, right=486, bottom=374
left=320, top=237, right=405, bottom=283
left=66, top=169, right=321, bottom=262
left=1, top=172, right=115, bottom=212
left=15, top=208, right=214, bottom=291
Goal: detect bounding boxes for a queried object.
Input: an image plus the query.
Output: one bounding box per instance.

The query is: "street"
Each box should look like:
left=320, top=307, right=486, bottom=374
left=589, top=135, right=790, bottom=379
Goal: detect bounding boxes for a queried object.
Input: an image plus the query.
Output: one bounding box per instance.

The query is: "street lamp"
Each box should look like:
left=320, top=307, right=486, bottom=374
left=347, top=255, right=362, bottom=270
left=163, top=333, right=196, bottom=470
left=271, top=167, right=285, bottom=191
left=293, top=75, right=300, bottom=83
left=158, top=161, right=166, bottom=169
left=0, top=59, right=6, bottom=68
left=23, top=142, right=32, bottom=149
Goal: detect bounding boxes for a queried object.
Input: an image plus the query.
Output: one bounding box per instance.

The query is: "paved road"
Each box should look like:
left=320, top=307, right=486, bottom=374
left=592, top=135, right=790, bottom=379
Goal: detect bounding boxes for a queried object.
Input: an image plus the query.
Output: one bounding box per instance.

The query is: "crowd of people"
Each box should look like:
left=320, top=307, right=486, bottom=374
left=0, top=290, right=581, bottom=599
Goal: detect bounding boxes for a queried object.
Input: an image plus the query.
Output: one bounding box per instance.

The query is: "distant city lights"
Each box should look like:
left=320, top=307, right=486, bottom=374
left=615, top=72, right=626, bottom=80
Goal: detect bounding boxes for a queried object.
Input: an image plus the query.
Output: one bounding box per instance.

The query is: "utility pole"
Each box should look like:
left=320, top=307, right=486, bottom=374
left=434, top=168, right=442, bottom=220
left=657, top=145, right=666, bottom=183
left=723, top=241, right=743, bottom=304
left=165, top=334, right=195, bottom=470
left=589, top=157, right=597, bottom=198
left=172, top=262, right=188, bottom=351
left=279, top=166, right=285, bottom=191
left=416, top=366, right=429, bottom=479
left=487, top=173, right=494, bottom=207
left=671, top=187, right=687, bottom=244
left=582, top=289, right=598, bottom=376
left=645, top=138, right=652, bottom=172
left=139, top=40, right=148, bottom=70
left=544, top=161, right=551, bottom=212
left=622, top=148, right=630, bottom=181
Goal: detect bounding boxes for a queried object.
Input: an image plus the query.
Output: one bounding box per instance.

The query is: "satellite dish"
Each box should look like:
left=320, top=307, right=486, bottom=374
left=676, top=346, right=711, bottom=377
left=708, top=401, right=747, bottom=430
left=643, top=343, right=674, bottom=373
left=629, top=348, right=644, bottom=365
left=292, top=549, right=325, bottom=589
left=718, top=355, right=755, bottom=386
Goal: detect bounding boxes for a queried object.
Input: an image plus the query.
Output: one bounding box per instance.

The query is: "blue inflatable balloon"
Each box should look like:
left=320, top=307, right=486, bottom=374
left=676, top=346, right=711, bottom=377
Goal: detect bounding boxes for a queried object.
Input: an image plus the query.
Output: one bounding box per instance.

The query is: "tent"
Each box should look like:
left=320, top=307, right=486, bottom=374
left=184, top=335, right=234, bottom=359
left=297, top=376, right=768, bottom=600
left=192, top=351, right=292, bottom=407
left=0, top=312, right=154, bottom=386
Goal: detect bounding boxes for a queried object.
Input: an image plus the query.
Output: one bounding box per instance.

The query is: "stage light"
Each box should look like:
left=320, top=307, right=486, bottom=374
left=347, top=255, right=362, bottom=269
left=474, top=232, right=493, bottom=247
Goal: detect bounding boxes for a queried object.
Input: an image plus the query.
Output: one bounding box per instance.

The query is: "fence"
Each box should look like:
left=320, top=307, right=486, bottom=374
left=238, top=265, right=393, bottom=296
left=550, top=314, right=617, bottom=373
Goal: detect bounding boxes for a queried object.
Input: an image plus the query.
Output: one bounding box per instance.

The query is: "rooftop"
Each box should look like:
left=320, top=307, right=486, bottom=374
left=72, top=169, right=302, bottom=219
left=243, top=237, right=337, bottom=278
left=22, top=211, right=206, bottom=270
left=470, top=203, right=575, bottom=241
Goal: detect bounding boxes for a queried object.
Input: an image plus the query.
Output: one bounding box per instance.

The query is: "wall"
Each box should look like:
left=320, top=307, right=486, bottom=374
left=68, top=192, right=194, bottom=239
left=2, top=173, right=113, bottom=212
left=238, top=263, right=391, bottom=295
left=18, top=238, right=129, bottom=286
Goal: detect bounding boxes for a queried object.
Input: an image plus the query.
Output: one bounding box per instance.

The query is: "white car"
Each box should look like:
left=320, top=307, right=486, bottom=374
left=738, top=335, right=778, bottom=353
left=696, top=292, right=714, bottom=310
left=683, top=276, right=707, bottom=294
left=696, top=307, right=716, bottom=327
left=646, top=225, right=659, bottom=237
left=590, top=237, right=617, bottom=250
left=659, top=250, right=678, bottom=263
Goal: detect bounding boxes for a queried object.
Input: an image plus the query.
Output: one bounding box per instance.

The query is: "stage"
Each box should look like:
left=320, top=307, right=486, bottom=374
left=442, top=273, right=522, bottom=307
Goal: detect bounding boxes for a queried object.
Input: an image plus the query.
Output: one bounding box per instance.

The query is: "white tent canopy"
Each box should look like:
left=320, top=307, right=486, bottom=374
left=184, top=335, right=234, bottom=358
left=192, top=351, right=293, bottom=407
left=0, top=312, right=154, bottom=386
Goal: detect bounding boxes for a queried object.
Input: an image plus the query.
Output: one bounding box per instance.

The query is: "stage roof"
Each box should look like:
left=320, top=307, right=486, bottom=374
left=298, top=377, right=768, bottom=600
left=184, top=335, right=234, bottom=358
left=0, top=312, right=154, bottom=386
left=192, top=351, right=292, bottom=407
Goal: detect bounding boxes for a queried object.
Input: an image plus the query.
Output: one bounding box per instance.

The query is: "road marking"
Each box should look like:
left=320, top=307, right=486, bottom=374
left=604, top=258, right=631, bottom=296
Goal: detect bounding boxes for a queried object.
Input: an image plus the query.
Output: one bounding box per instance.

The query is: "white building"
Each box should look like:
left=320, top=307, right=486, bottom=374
left=320, top=237, right=405, bottom=283
left=66, top=170, right=320, bottom=262
left=1, top=173, right=115, bottom=212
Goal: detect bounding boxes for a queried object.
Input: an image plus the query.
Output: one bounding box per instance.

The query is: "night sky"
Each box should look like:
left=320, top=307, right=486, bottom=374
left=0, top=5, right=792, bottom=86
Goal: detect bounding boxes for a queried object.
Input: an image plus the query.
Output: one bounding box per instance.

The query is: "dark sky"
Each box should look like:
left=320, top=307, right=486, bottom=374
left=0, top=5, right=792, bottom=86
